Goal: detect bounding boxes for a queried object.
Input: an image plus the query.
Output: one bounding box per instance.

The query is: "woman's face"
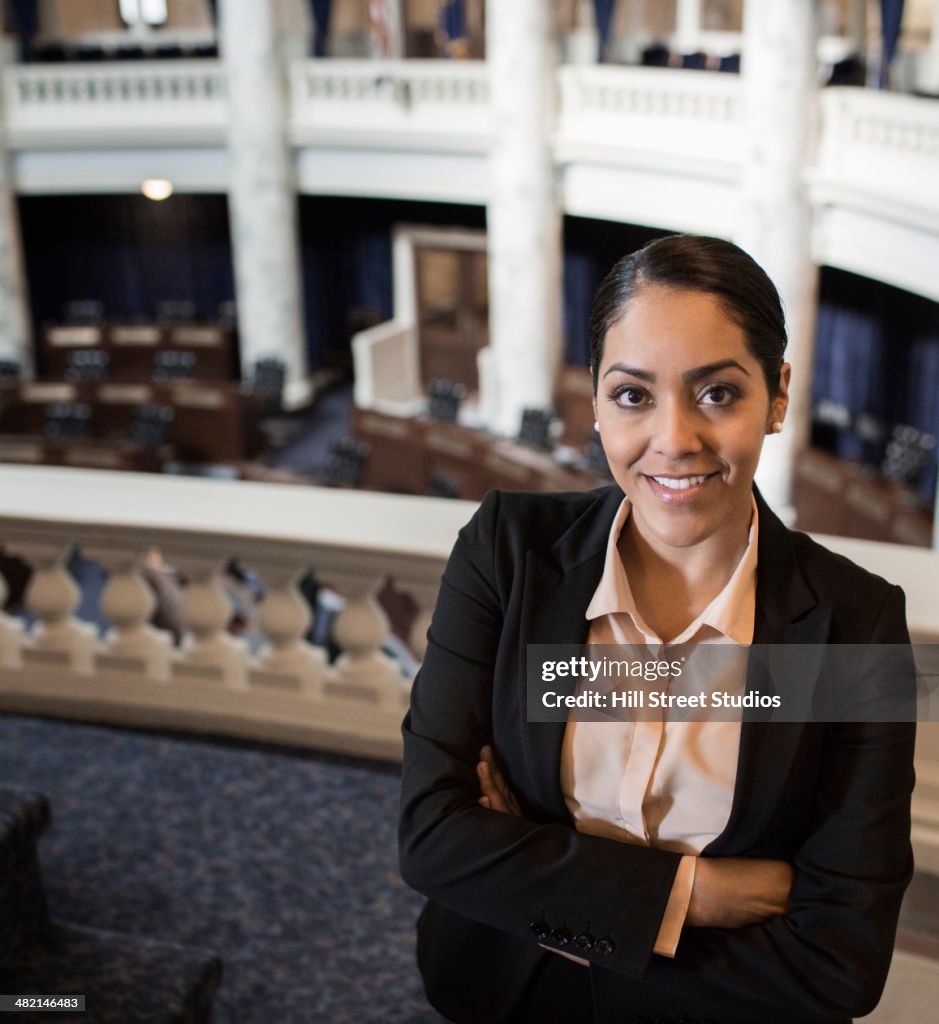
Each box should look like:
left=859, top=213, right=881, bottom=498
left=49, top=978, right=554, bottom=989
left=594, top=284, right=789, bottom=552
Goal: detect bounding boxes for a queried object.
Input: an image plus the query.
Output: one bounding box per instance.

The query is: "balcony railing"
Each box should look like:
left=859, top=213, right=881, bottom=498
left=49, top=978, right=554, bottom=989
left=555, top=64, right=743, bottom=178
left=0, top=465, right=473, bottom=761
left=813, top=87, right=939, bottom=227
left=2, top=60, right=228, bottom=148
left=288, top=59, right=491, bottom=152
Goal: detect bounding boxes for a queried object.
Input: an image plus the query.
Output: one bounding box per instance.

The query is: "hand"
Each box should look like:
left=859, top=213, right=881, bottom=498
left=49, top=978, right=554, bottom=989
left=687, top=857, right=794, bottom=929
left=476, top=745, right=522, bottom=816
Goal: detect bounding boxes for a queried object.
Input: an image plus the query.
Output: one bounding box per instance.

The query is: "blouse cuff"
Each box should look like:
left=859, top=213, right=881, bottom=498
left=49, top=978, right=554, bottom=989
left=653, top=854, right=696, bottom=958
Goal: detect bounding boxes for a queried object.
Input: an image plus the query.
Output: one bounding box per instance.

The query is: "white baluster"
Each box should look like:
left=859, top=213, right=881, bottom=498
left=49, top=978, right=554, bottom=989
left=83, top=545, right=173, bottom=682
left=0, top=564, right=24, bottom=668
left=251, top=565, right=326, bottom=696
left=17, top=542, right=96, bottom=673
left=329, top=572, right=405, bottom=710
left=172, top=555, right=247, bottom=689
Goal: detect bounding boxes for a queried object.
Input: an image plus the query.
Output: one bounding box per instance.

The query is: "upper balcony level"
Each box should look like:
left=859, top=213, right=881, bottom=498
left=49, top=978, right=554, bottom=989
left=3, top=58, right=938, bottom=302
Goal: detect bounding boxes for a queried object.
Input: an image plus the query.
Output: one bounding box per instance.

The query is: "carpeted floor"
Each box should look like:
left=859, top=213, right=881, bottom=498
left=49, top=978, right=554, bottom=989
left=0, top=714, right=444, bottom=1023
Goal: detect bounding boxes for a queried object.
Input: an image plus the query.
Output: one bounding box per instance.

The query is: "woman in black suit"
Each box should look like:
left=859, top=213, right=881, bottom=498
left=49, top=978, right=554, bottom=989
left=398, top=236, right=916, bottom=1024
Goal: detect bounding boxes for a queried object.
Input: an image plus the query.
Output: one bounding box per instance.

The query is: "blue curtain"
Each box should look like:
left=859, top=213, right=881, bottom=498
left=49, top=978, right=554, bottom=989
left=879, top=0, right=905, bottom=87
left=6, top=0, right=38, bottom=60
left=438, top=0, right=466, bottom=54
left=563, top=250, right=598, bottom=366
left=594, top=0, right=615, bottom=60
left=18, top=195, right=236, bottom=339
left=310, top=0, right=331, bottom=58
left=907, top=335, right=939, bottom=499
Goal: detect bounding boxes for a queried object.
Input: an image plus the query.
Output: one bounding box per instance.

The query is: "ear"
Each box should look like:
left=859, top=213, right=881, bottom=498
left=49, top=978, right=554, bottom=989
left=769, top=362, right=791, bottom=430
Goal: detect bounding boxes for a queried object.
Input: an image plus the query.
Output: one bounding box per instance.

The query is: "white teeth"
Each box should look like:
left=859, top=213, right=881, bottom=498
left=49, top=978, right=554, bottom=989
left=651, top=475, right=708, bottom=490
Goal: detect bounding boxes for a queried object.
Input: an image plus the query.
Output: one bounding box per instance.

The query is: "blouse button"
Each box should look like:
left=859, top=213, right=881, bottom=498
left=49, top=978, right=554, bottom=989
left=594, top=936, right=615, bottom=957
left=529, top=918, right=550, bottom=940
left=573, top=930, right=594, bottom=952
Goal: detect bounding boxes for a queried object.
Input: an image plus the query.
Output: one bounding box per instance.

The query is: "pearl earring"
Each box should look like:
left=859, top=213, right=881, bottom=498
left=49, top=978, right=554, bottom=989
left=770, top=421, right=783, bottom=434
left=594, top=420, right=599, bottom=432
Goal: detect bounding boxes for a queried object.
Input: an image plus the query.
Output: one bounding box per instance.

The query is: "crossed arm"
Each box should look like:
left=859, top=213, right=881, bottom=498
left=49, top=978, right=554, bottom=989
left=476, top=744, right=793, bottom=931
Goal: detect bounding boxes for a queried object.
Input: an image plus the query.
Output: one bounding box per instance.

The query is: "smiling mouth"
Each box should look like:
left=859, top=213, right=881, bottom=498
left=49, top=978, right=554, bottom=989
left=647, top=474, right=716, bottom=491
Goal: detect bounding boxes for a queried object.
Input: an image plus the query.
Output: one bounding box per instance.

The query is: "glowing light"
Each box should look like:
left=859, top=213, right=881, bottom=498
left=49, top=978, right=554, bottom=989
left=141, top=179, right=174, bottom=202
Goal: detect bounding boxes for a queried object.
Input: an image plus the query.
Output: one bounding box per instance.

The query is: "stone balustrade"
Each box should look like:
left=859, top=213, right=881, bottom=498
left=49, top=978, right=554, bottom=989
left=0, top=465, right=473, bottom=761
left=288, top=59, right=491, bottom=152
left=3, top=61, right=228, bottom=148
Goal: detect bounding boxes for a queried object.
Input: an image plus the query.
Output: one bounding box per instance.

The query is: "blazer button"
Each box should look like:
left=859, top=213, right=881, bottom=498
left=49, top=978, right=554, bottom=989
left=594, top=936, right=615, bottom=956
left=529, top=918, right=550, bottom=940
left=572, top=930, right=594, bottom=953
left=550, top=925, right=572, bottom=946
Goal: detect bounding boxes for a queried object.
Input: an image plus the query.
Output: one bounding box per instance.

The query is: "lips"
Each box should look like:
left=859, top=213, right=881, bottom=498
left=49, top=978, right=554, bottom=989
left=643, top=472, right=719, bottom=504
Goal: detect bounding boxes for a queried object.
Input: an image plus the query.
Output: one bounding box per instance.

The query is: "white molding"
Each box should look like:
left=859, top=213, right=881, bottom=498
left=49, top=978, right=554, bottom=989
left=12, top=148, right=229, bottom=195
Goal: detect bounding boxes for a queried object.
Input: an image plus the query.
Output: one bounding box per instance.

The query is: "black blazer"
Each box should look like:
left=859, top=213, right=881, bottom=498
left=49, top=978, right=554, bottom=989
left=399, top=485, right=916, bottom=1024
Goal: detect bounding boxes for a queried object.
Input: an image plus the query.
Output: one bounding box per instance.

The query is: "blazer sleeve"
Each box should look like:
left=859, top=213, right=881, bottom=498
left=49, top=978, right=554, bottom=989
left=398, top=490, right=683, bottom=979
left=609, top=582, right=917, bottom=1023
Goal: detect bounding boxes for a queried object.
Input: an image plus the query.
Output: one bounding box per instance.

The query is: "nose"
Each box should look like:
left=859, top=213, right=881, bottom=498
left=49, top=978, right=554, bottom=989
left=650, top=398, right=704, bottom=459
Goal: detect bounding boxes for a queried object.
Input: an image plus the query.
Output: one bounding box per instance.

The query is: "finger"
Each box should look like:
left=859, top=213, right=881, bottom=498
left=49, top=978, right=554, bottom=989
left=476, top=760, right=500, bottom=801
left=478, top=795, right=491, bottom=809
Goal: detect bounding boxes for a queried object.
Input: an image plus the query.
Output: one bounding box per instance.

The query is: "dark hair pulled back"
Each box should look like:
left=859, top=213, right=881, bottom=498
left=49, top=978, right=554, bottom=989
left=589, top=235, right=787, bottom=396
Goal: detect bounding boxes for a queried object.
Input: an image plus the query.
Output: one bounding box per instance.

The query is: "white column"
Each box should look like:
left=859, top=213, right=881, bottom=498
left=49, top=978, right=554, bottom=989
left=737, top=0, right=819, bottom=524
left=0, top=48, right=33, bottom=374
left=219, top=0, right=310, bottom=408
left=676, top=0, right=702, bottom=53
left=484, top=0, right=562, bottom=437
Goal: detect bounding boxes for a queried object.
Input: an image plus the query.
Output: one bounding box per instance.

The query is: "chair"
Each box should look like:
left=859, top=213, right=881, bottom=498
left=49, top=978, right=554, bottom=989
left=881, top=425, right=936, bottom=487
left=518, top=408, right=555, bottom=452
left=427, top=380, right=466, bottom=423
left=65, top=350, right=110, bottom=382
left=322, top=437, right=370, bottom=488
left=156, top=300, right=197, bottom=324
left=63, top=300, right=105, bottom=325
left=426, top=471, right=460, bottom=499
left=251, top=358, right=286, bottom=416
left=44, top=403, right=92, bottom=441
left=153, top=351, right=197, bottom=380
left=130, top=404, right=175, bottom=448
left=584, top=436, right=611, bottom=477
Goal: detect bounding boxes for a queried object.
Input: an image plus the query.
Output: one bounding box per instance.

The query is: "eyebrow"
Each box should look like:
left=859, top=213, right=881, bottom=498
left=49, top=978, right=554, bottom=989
left=602, top=359, right=752, bottom=384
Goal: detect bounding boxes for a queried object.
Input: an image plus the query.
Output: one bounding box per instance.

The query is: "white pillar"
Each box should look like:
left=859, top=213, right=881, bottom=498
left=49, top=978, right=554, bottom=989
left=219, top=0, right=310, bottom=408
left=676, top=0, right=702, bottom=53
left=737, top=0, right=819, bottom=524
left=0, top=48, right=33, bottom=374
left=484, top=0, right=562, bottom=437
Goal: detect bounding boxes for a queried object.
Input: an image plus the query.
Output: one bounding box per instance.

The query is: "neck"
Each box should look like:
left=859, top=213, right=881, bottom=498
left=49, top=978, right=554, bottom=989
left=618, top=497, right=753, bottom=637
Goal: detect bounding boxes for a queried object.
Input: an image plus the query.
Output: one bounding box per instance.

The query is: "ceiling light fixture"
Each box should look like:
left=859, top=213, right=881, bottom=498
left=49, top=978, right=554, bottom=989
left=141, top=179, right=174, bottom=201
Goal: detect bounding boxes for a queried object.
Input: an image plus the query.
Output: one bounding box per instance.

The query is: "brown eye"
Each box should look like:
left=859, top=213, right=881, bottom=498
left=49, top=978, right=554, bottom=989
left=700, top=384, right=739, bottom=406
left=611, top=385, right=649, bottom=408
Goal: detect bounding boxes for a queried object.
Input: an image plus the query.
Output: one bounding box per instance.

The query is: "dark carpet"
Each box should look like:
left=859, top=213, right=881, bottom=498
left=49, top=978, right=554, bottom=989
left=0, top=714, right=444, bottom=1023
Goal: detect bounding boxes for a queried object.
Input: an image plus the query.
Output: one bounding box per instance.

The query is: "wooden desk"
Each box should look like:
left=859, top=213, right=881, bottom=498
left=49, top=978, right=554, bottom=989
left=0, top=380, right=262, bottom=464
left=352, top=406, right=608, bottom=499
left=39, top=321, right=239, bottom=381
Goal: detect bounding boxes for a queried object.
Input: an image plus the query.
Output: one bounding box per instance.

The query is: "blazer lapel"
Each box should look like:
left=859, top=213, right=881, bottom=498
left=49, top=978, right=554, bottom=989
left=705, top=489, right=832, bottom=856
left=518, top=485, right=623, bottom=823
